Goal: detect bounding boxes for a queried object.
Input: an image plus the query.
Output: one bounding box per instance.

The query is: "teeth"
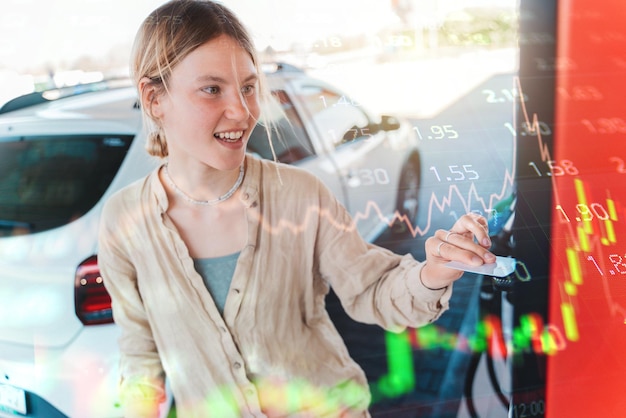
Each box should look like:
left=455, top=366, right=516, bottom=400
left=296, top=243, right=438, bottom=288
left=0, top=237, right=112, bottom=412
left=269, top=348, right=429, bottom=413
left=214, top=131, right=244, bottom=142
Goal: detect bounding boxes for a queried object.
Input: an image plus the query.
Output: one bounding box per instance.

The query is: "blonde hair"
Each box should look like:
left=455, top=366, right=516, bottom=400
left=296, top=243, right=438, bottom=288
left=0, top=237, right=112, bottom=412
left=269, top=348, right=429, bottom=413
left=130, top=0, right=270, bottom=158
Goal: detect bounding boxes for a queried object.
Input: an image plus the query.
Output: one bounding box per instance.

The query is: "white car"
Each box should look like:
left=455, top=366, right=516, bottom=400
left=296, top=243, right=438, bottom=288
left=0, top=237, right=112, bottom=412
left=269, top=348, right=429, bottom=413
left=0, top=64, right=424, bottom=417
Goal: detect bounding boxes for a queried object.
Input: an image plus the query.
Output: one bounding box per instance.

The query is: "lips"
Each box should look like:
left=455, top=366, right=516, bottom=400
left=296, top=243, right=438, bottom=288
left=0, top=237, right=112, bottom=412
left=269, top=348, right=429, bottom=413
left=214, top=130, right=244, bottom=143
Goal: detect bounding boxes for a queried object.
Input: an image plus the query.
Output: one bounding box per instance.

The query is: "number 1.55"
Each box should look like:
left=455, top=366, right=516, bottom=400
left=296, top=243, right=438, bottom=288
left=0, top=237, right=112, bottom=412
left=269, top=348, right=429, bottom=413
left=430, top=165, right=479, bottom=182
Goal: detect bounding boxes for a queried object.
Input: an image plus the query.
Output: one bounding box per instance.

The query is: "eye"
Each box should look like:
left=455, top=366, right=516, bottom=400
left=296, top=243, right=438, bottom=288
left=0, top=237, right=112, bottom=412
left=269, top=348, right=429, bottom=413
left=241, top=84, right=256, bottom=97
left=202, top=86, right=220, bottom=95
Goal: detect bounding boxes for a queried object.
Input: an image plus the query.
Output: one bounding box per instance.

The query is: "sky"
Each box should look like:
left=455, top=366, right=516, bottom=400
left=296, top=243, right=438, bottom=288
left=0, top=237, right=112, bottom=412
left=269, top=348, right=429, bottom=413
left=1, top=0, right=517, bottom=72
left=0, top=0, right=397, bottom=72
left=1, top=0, right=164, bottom=72
left=0, top=0, right=517, bottom=106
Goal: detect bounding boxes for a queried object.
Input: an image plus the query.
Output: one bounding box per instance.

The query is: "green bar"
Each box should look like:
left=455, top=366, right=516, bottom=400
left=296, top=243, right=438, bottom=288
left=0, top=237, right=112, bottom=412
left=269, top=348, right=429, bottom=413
left=376, top=330, right=415, bottom=398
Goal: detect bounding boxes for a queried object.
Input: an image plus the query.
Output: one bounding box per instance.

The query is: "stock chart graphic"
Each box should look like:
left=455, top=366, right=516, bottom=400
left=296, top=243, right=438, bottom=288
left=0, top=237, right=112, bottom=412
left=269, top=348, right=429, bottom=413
left=545, top=0, right=626, bottom=416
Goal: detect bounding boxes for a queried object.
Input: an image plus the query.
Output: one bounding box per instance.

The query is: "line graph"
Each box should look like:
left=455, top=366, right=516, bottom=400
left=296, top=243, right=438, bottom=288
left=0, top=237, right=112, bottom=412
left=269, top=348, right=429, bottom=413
left=341, top=92, right=519, bottom=238
left=508, top=61, right=626, bottom=348
left=511, top=74, right=591, bottom=344
left=539, top=1, right=626, bottom=415
left=255, top=161, right=517, bottom=239
left=352, top=166, right=515, bottom=238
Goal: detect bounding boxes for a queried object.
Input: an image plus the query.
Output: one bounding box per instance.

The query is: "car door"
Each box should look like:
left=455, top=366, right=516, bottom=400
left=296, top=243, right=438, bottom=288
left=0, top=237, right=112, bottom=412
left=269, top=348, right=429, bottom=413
left=246, top=85, right=352, bottom=214
left=285, top=78, right=404, bottom=242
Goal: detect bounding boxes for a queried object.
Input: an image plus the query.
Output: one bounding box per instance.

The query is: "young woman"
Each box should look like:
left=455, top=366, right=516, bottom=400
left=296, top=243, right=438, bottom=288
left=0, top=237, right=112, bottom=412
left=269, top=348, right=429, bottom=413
left=98, top=1, right=496, bottom=416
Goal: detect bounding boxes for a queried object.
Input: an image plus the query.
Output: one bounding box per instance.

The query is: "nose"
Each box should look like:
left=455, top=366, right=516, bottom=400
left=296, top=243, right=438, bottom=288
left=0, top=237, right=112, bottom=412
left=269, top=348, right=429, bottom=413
left=224, top=91, right=250, bottom=121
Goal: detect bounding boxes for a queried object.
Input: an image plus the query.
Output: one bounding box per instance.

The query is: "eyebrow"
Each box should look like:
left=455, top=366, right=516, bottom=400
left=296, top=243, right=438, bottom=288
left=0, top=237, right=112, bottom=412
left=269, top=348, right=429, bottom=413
left=195, top=73, right=258, bottom=84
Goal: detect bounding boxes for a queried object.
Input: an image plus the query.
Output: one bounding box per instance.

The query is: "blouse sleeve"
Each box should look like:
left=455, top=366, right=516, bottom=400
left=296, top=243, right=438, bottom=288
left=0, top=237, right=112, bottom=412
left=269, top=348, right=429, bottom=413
left=313, top=178, right=453, bottom=332
left=98, top=196, right=166, bottom=417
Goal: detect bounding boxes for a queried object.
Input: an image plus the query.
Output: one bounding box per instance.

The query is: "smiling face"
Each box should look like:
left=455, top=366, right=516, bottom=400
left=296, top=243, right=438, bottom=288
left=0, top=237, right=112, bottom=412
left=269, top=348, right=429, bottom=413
left=149, top=34, right=261, bottom=172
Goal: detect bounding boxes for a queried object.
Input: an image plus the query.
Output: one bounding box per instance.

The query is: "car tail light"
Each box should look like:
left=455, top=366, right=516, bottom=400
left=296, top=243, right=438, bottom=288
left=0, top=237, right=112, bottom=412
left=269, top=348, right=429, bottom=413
left=74, top=255, right=113, bottom=325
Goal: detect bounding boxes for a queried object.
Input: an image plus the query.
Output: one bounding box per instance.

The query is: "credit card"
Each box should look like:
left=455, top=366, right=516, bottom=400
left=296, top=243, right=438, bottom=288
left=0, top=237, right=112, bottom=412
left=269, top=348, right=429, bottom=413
left=445, top=256, right=516, bottom=277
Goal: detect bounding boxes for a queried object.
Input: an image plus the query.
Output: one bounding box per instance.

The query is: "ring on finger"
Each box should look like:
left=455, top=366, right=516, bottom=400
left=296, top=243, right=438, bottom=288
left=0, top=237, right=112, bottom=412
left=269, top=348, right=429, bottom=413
left=437, top=241, right=445, bottom=257
left=445, top=230, right=455, bottom=242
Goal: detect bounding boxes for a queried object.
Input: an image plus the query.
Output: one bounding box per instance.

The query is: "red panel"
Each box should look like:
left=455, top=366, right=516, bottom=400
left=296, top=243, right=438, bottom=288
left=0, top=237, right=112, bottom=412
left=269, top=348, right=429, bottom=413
left=547, top=0, right=626, bottom=415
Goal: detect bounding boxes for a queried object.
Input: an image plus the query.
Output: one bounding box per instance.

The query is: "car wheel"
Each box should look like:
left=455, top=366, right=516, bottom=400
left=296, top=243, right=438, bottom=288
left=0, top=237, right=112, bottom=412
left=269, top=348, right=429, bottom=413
left=392, top=155, right=420, bottom=236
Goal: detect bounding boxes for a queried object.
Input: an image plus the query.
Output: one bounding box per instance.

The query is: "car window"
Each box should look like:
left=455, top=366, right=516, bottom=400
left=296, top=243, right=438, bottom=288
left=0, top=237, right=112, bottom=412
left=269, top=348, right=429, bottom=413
left=0, top=134, right=133, bottom=237
left=247, top=90, right=315, bottom=164
left=296, top=84, right=374, bottom=148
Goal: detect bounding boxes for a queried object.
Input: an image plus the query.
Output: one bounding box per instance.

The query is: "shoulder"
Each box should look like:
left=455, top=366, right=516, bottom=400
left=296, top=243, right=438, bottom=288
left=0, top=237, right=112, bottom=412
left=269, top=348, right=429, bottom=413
left=248, top=155, right=343, bottom=218
left=101, top=169, right=157, bottom=225
left=251, top=155, right=326, bottom=194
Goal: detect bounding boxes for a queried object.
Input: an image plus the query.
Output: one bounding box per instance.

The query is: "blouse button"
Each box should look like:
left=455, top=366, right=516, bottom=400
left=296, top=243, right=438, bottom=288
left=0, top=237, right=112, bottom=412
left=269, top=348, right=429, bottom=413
left=232, top=288, right=240, bottom=294
left=233, top=362, right=242, bottom=369
left=242, top=192, right=250, bottom=200
left=251, top=201, right=258, bottom=208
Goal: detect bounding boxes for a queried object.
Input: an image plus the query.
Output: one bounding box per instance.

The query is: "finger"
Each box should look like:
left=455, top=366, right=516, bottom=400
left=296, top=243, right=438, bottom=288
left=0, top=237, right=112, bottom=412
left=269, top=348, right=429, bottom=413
left=441, top=231, right=485, bottom=255
left=434, top=226, right=495, bottom=262
left=436, top=239, right=495, bottom=266
left=453, top=213, right=488, bottom=234
left=450, top=214, right=491, bottom=248
left=435, top=222, right=486, bottom=246
left=435, top=229, right=456, bottom=243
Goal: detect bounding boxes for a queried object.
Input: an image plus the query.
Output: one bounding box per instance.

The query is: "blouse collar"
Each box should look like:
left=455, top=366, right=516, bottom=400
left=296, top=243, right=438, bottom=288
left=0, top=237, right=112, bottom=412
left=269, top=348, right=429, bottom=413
left=152, top=154, right=260, bottom=214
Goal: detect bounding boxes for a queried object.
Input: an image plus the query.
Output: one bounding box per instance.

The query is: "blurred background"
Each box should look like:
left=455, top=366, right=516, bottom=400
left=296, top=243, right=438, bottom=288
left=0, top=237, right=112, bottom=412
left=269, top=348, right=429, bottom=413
left=0, top=0, right=518, bottom=117
left=4, top=1, right=626, bottom=417
left=0, top=1, right=521, bottom=417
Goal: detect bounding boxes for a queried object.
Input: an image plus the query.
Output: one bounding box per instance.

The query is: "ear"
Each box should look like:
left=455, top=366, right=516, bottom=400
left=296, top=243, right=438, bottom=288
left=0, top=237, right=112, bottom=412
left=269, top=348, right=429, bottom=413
left=138, top=77, right=165, bottom=120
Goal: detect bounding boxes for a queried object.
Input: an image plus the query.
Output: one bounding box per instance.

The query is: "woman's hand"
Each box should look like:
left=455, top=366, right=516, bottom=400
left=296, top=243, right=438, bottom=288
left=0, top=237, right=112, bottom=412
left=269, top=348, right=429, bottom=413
left=420, top=213, right=496, bottom=290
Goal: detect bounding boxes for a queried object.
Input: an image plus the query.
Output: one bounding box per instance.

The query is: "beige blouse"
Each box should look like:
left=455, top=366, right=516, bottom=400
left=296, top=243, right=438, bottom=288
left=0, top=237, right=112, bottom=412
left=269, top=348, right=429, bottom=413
left=98, top=155, right=452, bottom=418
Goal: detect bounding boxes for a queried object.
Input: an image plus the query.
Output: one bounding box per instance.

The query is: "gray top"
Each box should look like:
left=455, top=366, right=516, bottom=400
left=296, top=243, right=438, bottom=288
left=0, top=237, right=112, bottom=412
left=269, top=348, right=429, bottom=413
left=193, top=252, right=240, bottom=315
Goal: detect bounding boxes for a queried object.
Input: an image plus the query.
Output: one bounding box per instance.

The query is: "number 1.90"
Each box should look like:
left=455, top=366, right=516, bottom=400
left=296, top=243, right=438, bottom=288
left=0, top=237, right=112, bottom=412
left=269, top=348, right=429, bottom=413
left=555, top=203, right=610, bottom=223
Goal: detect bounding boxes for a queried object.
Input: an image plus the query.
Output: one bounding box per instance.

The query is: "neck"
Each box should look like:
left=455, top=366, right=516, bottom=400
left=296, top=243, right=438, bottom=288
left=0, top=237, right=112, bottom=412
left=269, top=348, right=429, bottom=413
left=163, top=160, right=245, bottom=206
